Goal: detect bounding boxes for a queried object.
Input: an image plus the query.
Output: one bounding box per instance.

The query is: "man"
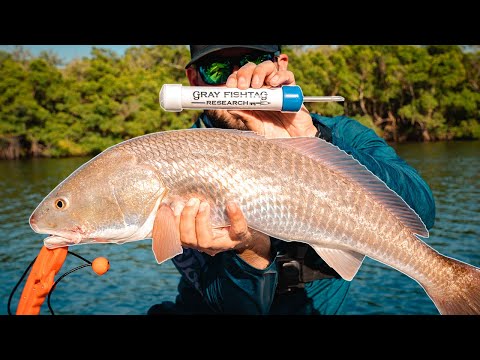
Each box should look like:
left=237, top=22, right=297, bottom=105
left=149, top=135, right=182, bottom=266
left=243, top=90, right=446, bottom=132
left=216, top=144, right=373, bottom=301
left=147, top=45, right=436, bottom=315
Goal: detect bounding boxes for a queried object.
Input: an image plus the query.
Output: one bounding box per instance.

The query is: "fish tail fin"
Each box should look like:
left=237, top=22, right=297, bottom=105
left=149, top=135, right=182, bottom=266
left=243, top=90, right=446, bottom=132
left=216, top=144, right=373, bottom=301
left=425, top=256, right=480, bottom=315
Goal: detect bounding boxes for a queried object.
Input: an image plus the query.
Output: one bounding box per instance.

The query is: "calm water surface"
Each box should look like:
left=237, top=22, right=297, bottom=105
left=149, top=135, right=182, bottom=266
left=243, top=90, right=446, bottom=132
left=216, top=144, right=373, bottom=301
left=1, top=140, right=479, bottom=315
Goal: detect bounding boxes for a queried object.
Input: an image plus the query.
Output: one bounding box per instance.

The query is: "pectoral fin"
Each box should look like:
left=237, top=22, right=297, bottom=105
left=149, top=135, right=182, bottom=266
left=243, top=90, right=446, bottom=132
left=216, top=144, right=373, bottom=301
left=309, top=244, right=365, bottom=281
left=152, top=203, right=183, bottom=264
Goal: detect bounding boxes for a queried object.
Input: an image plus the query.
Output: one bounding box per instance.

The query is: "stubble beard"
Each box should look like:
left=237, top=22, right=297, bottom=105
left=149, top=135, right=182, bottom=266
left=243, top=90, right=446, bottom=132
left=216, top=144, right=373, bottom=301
left=205, top=110, right=249, bottom=131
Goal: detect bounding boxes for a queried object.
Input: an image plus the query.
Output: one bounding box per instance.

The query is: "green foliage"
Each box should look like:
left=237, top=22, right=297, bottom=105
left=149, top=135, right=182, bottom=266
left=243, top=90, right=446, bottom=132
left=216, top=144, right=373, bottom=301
left=450, top=119, right=480, bottom=139
left=0, top=45, right=479, bottom=158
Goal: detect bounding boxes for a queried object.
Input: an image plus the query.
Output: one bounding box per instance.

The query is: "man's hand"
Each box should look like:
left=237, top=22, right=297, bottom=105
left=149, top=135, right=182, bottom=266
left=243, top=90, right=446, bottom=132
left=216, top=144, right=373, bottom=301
left=225, top=56, right=317, bottom=139
left=161, top=197, right=272, bottom=269
left=225, top=59, right=295, bottom=90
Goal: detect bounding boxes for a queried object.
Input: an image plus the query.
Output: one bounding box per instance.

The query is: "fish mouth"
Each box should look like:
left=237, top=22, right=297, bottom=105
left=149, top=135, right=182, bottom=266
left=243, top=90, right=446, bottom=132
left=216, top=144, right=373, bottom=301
left=43, top=235, right=76, bottom=249
left=42, top=230, right=85, bottom=249
left=30, top=214, right=88, bottom=248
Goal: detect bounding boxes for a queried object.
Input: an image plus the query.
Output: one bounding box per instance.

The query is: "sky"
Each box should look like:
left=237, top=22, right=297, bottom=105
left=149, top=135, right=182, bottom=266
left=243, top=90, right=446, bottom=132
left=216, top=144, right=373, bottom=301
left=0, top=45, right=136, bottom=62
left=1, top=45, right=476, bottom=65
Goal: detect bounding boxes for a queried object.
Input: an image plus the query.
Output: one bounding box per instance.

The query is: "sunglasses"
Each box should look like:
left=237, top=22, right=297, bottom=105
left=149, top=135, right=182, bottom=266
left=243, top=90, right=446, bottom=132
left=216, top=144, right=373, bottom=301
left=196, top=51, right=280, bottom=85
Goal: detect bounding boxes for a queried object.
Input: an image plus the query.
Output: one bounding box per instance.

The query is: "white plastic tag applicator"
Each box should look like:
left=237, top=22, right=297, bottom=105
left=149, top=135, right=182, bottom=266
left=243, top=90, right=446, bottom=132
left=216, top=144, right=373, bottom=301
left=159, top=84, right=344, bottom=113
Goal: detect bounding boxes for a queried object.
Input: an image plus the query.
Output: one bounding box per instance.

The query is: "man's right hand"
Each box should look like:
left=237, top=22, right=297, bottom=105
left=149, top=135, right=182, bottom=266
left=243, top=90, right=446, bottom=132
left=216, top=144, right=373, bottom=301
left=157, top=197, right=272, bottom=269
left=225, top=54, right=317, bottom=139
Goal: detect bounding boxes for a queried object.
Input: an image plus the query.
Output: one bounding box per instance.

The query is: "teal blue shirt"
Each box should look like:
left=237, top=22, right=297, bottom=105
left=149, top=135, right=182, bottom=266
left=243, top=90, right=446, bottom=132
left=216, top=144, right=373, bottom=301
left=147, top=113, right=436, bottom=315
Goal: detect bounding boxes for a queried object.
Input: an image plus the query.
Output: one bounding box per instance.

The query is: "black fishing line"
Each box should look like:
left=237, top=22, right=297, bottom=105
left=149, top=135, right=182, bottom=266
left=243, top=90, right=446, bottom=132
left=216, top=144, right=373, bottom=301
left=7, top=257, right=36, bottom=315
left=8, top=250, right=92, bottom=315
left=47, top=262, right=91, bottom=315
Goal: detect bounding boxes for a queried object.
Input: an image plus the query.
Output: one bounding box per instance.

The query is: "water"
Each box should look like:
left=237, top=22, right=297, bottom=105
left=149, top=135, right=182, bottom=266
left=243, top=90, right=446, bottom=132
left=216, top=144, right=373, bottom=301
left=343, top=140, right=480, bottom=314
left=1, top=141, right=479, bottom=315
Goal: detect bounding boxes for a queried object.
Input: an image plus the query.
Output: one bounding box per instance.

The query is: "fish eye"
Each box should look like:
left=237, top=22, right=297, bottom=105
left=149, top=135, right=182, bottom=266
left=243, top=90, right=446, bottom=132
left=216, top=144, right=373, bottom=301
left=54, top=197, right=69, bottom=210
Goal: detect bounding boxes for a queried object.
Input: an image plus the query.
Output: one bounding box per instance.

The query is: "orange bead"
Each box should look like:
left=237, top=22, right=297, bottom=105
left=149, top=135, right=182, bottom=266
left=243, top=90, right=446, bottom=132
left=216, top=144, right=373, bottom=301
left=92, top=257, right=110, bottom=275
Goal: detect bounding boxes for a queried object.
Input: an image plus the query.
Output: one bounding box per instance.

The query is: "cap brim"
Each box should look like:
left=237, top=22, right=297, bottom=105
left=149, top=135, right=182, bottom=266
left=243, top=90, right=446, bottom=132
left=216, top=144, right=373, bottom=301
left=185, top=45, right=280, bottom=68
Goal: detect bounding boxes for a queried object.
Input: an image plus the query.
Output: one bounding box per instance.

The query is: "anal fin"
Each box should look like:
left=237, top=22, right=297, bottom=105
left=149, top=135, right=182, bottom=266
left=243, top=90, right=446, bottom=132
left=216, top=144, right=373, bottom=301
left=152, top=203, right=183, bottom=264
left=309, top=244, right=365, bottom=281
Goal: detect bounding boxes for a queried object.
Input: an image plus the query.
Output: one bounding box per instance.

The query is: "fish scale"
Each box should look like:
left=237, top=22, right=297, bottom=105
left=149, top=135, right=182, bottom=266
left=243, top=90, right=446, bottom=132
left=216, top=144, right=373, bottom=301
left=134, top=131, right=401, bottom=252
left=128, top=132, right=422, bottom=248
left=29, top=128, right=480, bottom=314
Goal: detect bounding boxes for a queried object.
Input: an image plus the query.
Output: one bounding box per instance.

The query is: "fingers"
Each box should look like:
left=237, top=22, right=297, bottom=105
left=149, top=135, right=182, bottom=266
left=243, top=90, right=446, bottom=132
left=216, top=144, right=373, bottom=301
left=179, top=197, right=200, bottom=248
left=226, top=61, right=295, bottom=89
left=178, top=198, right=217, bottom=250
left=166, top=197, right=255, bottom=256
left=173, top=198, right=238, bottom=255
left=196, top=201, right=214, bottom=248
left=195, top=201, right=246, bottom=251
left=266, top=69, right=295, bottom=87
left=225, top=201, right=250, bottom=242
left=226, top=62, right=256, bottom=89
left=225, top=202, right=255, bottom=251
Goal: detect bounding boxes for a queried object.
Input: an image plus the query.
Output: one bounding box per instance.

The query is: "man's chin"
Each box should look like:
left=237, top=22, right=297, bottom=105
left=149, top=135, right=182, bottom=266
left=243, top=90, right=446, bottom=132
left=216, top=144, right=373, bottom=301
left=205, top=110, right=249, bottom=131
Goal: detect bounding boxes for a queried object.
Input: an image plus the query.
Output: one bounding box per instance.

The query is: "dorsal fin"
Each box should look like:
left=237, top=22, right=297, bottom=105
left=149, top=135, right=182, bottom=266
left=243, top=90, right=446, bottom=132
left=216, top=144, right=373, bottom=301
left=270, top=136, right=429, bottom=237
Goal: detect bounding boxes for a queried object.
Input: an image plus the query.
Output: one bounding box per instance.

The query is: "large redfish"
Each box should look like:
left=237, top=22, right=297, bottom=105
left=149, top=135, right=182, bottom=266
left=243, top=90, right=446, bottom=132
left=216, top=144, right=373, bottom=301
left=29, top=128, right=480, bottom=315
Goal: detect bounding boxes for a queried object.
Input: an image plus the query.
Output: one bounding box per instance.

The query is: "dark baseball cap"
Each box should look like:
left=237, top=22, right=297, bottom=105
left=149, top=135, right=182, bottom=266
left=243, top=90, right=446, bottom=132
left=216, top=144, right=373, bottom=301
left=186, top=45, right=281, bottom=68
